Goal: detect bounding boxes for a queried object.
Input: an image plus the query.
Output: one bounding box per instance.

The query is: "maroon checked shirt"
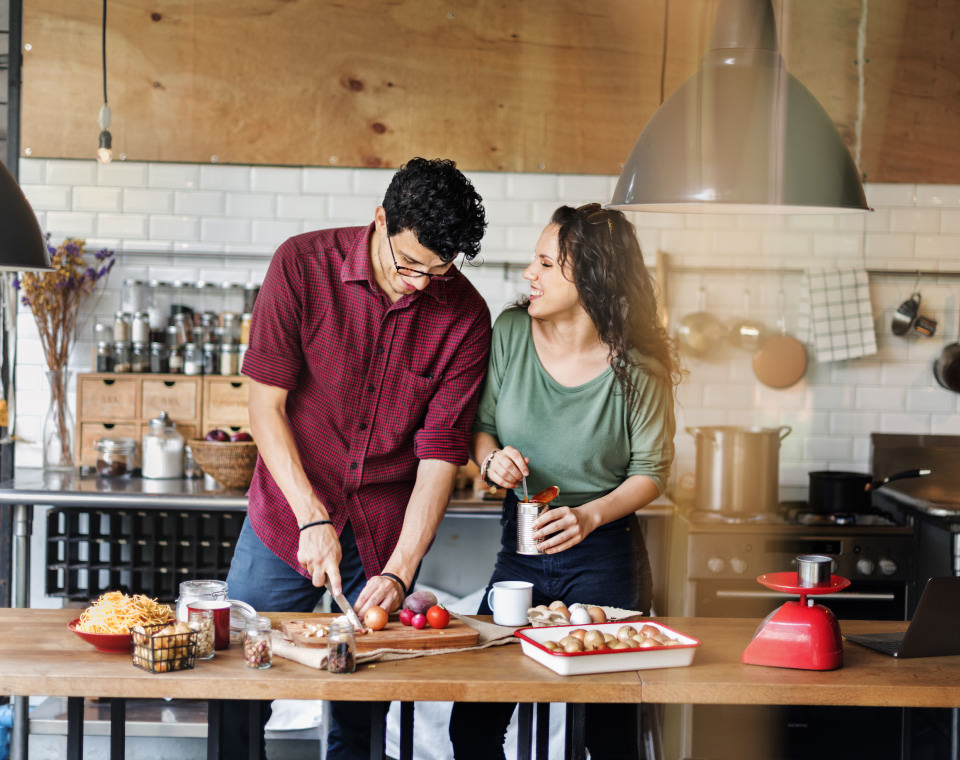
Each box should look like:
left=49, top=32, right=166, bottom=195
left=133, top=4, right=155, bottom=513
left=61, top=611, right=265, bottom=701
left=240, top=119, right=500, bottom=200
left=242, top=224, right=492, bottom=579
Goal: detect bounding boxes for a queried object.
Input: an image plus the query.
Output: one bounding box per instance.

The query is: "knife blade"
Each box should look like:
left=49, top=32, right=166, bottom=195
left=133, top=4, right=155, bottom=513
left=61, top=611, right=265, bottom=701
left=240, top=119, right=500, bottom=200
left=332, top=591, right=364, bottom=631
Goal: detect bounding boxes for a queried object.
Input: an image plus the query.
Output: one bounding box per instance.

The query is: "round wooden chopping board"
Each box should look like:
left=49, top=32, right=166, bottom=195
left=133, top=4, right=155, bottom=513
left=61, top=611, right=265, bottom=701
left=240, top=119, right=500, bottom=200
left=752, top=334, right=807, bottom=389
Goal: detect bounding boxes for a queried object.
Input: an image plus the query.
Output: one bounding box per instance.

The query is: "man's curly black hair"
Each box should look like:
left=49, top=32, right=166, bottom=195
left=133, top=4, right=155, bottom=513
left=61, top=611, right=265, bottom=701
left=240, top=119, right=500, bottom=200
left=382, top=157, right=486, bottom=263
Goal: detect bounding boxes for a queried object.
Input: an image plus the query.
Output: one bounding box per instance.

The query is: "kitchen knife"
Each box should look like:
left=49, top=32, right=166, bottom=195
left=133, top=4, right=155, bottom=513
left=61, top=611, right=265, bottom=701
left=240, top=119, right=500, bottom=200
left=333, top=591, right=364, bottom=631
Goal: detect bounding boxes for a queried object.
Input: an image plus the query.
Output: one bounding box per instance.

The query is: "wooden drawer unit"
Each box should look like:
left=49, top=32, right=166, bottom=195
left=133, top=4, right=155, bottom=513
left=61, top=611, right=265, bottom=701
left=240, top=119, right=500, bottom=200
left=76, top=373, right=206, bottom=468
left=202, top=376, right=250, bottom=431
left=141, top=377, right=202, bottom=424
left=77, top=375, right=140, bottom=421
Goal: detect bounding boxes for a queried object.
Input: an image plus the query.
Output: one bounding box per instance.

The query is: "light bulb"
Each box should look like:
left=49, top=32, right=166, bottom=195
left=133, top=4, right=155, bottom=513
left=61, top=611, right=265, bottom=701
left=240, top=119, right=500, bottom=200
left=97, top=129, right=113, bottom=164
left=97, top=103, right=113, bottom=163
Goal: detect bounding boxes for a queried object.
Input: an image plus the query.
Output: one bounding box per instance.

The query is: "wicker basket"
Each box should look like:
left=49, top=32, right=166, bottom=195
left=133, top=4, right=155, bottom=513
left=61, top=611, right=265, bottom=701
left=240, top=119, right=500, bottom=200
left=187, top=439, right=258, bottom=489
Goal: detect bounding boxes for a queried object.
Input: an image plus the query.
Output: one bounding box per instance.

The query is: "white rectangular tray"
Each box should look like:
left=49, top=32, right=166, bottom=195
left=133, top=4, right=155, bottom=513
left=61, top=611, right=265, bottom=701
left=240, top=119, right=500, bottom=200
left=515, top=620, right=700, bottom=676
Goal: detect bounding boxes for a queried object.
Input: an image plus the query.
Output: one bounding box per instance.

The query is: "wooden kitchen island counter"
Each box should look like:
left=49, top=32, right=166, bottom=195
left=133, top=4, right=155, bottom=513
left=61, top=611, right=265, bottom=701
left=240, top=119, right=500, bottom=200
left=642, top=616, right=960, bottom=708
left=3, top=610, right=960, bottom=760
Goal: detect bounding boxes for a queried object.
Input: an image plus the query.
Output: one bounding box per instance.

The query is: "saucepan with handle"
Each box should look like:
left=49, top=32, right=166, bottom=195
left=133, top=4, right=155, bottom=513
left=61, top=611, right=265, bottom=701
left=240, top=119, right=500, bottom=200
left=808, top=468, right=932, bottom=514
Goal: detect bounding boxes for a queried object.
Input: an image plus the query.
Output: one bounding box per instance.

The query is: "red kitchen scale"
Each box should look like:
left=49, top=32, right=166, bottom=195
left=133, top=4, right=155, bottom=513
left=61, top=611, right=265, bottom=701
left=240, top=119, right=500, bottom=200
left=741, top=571, right=851, bottom=670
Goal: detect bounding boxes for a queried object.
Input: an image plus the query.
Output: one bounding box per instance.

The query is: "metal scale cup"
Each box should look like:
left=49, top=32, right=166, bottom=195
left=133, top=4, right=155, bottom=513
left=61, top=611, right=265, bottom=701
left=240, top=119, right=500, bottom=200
left=742, top=555, right=851, bottom=671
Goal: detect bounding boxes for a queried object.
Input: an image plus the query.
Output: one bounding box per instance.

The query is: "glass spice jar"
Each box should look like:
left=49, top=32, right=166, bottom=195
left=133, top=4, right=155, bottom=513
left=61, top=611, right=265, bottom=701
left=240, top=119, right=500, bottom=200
left=94, top=437, right=138, bottom=478
left=327, top=616, right=356, bottom=673
left=188, top=608, right=215, bottom=660
left=149, top=342, right=169, bottom=374
left=113, top=312, right=132, bottom=343
left=243, top=282, right=260, bottom=313
left=95, top=341, right=114, bottom=373
left=202, top=343, right=218, bottom=376
left=112, top=341, right=132, bottom=373
left=244, top=616, right=273, bottom=669
left=240, top=313, right=252, bottom=346
left=131, top=341, right=149, bottom=373
left=183, top=343, right=203, bottom=375
left=132, top=311, right=150, bottom=344
left=219, top=343, right=239, bottom=376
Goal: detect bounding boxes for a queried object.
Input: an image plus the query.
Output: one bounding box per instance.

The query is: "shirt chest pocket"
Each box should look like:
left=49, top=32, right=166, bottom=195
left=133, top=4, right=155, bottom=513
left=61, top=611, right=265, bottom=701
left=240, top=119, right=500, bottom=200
left=372, top=366, right=440, bottom=447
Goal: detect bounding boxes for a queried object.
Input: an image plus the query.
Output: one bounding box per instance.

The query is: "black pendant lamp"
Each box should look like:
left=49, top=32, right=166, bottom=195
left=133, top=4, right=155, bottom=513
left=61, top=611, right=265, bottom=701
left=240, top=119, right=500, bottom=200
left=0, top=161, right=51, bottom=271
left=610, top=0, right=869, bottom=214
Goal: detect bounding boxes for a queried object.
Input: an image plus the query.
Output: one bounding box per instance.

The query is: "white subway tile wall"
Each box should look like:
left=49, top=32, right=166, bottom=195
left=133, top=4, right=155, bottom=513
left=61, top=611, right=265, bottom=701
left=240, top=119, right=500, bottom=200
left=15, top=159, right=960, bottom=491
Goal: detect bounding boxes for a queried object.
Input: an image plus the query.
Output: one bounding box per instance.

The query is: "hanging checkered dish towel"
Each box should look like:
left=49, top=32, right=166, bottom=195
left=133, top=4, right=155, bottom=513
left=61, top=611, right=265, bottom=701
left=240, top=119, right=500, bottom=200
left=802, top=269, right=877, bottom=362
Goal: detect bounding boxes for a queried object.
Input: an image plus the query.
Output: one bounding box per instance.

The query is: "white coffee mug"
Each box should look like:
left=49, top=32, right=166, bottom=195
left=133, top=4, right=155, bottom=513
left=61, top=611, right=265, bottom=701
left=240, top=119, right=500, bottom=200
left=486, top=580, right=533, bottom=626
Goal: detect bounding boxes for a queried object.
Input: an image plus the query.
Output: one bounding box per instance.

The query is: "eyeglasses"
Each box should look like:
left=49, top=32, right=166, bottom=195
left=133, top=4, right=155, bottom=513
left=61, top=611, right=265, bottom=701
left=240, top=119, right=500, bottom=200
left=579, top=203, right=616, bottom=241
left=387, top=235, right=459, bottom=281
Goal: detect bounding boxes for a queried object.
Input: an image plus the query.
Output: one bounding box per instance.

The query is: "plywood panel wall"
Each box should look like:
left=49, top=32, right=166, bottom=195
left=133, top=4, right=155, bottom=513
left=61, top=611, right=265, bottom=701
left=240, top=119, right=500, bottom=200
left=18, top=0, right=960, bottom=182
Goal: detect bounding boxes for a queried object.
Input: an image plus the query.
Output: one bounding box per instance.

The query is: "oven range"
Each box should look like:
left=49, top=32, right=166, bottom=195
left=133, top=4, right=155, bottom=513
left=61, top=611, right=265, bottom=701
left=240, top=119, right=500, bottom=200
left=664, top=503, right=923, bottom=760
left=670, top=504, right=915, bottom=621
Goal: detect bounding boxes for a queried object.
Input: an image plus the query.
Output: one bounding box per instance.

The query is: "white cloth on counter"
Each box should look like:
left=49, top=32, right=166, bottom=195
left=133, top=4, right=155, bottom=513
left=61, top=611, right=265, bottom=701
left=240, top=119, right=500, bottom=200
left=802, top=268, right=877, bottom=362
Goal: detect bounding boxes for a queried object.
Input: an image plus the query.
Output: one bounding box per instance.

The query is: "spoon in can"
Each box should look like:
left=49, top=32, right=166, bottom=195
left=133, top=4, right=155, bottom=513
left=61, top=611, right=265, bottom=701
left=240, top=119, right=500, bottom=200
left=522, top=476, right=529, bottom=502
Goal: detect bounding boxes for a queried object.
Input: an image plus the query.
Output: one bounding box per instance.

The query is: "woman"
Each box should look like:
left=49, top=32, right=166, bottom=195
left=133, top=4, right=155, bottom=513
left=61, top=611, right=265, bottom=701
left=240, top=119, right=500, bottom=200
left=448, top=203, right=679, bottom=760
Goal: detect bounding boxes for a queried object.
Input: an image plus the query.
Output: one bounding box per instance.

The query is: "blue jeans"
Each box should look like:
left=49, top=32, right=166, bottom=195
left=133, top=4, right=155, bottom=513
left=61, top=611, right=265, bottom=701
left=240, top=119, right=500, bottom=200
left=449, top=491, right=651, bottom=760
left=223, top=517, right=380, bottom=760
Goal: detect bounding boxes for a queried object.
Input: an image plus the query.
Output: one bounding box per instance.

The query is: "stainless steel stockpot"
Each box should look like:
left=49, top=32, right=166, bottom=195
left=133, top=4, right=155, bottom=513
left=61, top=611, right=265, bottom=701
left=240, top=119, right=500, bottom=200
left=687, top=425, right=792, bottom=514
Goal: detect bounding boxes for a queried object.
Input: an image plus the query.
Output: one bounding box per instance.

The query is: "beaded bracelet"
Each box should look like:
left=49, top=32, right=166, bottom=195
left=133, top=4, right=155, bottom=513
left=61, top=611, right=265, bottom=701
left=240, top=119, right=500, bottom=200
left=299, top=519, right=333, bottom=532
left=479, top=449, right=500, bottom=487
left=379, top=572, right=408, bottom=598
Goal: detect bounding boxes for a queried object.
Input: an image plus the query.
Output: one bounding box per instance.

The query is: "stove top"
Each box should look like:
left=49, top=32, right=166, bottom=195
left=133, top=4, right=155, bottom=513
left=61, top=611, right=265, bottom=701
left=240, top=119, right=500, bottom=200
left=686, top=501, right=908, bottom=529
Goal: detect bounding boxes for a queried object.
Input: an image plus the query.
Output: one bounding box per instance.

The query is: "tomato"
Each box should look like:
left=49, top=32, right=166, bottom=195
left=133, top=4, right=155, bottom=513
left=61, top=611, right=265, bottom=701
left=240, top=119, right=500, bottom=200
left=426, top=604, right=450, bottom=629
left=398, top=608, right=414, bottom=626
left=363, top=605, right=388, bottom=631
left=411, top=613, right=427, bottom=630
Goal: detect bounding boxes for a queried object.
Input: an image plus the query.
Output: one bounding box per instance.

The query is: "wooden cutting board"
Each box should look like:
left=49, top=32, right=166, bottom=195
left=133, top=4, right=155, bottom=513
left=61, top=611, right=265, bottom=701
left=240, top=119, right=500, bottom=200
left=282, top=614, right=480, bottom=651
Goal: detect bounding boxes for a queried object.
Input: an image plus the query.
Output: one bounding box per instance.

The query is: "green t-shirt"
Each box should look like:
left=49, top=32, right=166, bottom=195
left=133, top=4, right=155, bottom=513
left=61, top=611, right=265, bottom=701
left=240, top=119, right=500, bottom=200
left=474, top=308, right=675, bottom=506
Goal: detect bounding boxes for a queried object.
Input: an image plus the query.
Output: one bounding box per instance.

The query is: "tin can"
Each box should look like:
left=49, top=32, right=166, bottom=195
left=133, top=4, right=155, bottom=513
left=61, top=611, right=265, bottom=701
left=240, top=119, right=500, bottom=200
left=516, top=501, right=545, bottom=555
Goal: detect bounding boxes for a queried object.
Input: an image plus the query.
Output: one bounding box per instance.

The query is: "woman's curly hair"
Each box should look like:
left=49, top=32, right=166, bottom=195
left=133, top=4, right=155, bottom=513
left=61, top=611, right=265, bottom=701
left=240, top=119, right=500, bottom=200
left=544, top=203, right=682, bottom=401
left=383, top=157, right=486, bottom=263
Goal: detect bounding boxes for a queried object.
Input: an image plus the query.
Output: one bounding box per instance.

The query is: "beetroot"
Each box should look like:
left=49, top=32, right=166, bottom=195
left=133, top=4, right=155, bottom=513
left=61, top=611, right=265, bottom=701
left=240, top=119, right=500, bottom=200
left=402, top=590, right=438, bottom=615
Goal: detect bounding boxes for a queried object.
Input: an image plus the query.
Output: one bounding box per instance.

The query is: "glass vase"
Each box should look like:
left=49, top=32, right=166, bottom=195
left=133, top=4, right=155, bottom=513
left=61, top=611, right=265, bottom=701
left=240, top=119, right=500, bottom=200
left=42, top=368, right=75, bottom=470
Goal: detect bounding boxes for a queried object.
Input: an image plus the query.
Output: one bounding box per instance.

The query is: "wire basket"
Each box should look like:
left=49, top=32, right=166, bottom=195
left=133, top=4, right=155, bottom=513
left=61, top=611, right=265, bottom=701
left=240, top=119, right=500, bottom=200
left=187, top=439, right=258, bottom=489
left=131, top=621, right=198, bottom=673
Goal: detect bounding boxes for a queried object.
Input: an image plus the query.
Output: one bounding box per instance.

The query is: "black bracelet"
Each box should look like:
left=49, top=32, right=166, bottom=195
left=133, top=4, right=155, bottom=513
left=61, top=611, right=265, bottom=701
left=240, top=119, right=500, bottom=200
left=380, top=572, right=408, bottom=597
left=299, top=519, right=333, bottom=532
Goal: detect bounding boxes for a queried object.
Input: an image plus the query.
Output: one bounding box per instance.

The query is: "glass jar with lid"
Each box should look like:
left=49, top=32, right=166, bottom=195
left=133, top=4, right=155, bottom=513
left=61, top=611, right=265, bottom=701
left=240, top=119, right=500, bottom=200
left=327, top=616, right=356, bottom=673
left=183, top=343, right=203, bottom=375
left=112, top=341, right=132, bottom=373
left=244, top=616, right=273, bottom=669
left=121, top=278, right=147, bottom=314
left=131, top=341, right=149, bottom=373
left=219, top=343, right=239, bottom=376
left=175, top=579, right=228, bottom=622
left=94, top=437, right=138, bottom=478
left=113, top=312, right=131, bottom=343
left=132, top=311, right=150, bottom=344
left=93, top=319, right=113, bottom=344
left=202, top=343, right=218, bottom=376
left=243, top=282, right=260, bottom=314
left=95, top=341, right=114, bottom=373
left=141, top=411, right=184, bottom=479
left=149, top=342, right=169, bottom=374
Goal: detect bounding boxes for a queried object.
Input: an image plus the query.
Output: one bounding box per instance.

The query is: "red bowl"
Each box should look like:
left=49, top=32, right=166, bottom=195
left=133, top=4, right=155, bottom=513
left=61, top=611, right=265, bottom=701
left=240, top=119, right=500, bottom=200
left=68, top=618, right=132, bottom=654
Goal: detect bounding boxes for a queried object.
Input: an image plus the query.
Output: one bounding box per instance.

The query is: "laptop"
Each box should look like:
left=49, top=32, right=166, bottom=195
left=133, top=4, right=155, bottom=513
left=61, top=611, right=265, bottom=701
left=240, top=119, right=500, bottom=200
left=844, top=576, right=960, bottom=658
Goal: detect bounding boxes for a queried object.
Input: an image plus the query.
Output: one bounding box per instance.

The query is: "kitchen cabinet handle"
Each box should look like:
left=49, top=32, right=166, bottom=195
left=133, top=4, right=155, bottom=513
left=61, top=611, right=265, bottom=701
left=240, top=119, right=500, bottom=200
left=715, top=590, right=895, bottom=601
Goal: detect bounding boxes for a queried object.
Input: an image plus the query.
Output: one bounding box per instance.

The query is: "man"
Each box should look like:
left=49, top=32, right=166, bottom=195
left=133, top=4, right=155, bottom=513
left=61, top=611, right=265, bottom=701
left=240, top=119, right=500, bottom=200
left=225, top=157, right=491, bottom=758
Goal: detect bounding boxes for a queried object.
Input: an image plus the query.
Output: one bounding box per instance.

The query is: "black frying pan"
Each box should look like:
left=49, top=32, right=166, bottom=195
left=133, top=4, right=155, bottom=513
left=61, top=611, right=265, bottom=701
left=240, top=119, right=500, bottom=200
left=808, top=468, right=932, bottom=514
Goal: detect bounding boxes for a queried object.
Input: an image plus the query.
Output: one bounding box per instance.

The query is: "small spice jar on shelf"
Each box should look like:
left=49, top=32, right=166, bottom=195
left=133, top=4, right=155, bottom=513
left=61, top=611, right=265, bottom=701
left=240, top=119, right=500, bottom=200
left=327, top=616, right=356, bottom=674
left=189, top=608, right=215, bottom=660
left=243, top=616, right=273, bottom=669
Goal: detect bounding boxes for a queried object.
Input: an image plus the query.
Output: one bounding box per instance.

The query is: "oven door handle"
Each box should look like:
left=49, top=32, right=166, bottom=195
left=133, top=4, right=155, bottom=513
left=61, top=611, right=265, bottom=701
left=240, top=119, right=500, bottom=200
left=715, top=590, right=896, bottom=601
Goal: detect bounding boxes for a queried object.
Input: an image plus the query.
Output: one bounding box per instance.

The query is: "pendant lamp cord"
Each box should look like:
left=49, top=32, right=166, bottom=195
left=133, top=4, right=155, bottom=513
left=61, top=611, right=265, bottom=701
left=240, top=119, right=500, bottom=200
left=101, top=0, right=108, bottom=105
left=658, top=0, right=669, bottom=105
